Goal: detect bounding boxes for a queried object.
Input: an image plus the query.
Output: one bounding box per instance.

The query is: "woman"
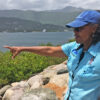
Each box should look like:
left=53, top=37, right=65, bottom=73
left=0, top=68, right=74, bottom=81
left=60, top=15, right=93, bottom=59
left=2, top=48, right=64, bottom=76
left=4, top=10, right=100, bottom=100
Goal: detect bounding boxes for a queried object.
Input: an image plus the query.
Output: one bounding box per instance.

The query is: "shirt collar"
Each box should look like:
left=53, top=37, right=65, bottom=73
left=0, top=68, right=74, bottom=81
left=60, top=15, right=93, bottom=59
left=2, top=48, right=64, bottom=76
left=88, top=42, right=100, bottom=57
left=75, top=42, right=100, bottom=57
left=72, top=43, right=83, bottom=56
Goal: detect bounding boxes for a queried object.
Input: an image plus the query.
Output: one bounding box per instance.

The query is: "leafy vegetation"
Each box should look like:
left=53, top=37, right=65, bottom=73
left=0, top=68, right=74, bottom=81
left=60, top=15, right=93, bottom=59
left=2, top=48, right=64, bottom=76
left=0, top=51, right=66, bottom=88
left=68, top=38, right=75, bottom=42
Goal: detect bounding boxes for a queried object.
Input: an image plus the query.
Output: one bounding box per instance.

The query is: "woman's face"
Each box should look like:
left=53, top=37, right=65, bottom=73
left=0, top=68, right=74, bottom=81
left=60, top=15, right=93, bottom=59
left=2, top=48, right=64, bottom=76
left=73, top=24, right=98, bottom=44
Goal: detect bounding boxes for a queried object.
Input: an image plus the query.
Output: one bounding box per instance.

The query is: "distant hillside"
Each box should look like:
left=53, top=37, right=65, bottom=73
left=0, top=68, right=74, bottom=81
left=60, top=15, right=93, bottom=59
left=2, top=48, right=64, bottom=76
left=0, top=17, right=65, bottom=32
left=0, top=6, right=84, bottom=27
left=47, top=6, right=84, bottom=12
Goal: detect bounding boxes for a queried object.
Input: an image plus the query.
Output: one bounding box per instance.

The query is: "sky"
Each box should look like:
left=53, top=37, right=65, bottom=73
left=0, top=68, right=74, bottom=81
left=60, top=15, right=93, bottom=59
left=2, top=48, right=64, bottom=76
left=0, top=0, right=100, bottom=11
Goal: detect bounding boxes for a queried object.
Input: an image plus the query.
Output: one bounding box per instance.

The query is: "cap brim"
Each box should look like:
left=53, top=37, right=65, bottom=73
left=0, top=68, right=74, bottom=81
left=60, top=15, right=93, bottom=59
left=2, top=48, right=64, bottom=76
left=66, top=20, right=88, bottom=28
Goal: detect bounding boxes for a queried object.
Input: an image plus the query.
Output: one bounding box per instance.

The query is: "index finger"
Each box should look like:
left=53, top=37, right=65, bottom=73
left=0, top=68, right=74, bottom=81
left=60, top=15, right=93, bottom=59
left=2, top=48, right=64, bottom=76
left=4, top=46, right=12, bottom=49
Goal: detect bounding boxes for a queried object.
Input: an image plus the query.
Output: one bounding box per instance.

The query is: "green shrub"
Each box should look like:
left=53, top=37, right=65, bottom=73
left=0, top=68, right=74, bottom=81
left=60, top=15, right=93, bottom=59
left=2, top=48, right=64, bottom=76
left=39, top=42, right=53, bottom=46
left=0, top=51, right=66, bottom=88
left=68, top=38, right=75, bottom=42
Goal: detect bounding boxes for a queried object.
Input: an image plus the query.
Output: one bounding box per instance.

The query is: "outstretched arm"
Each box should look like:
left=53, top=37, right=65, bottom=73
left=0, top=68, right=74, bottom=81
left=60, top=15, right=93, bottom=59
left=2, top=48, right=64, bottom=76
left=4, top=46, right=66, bottom=59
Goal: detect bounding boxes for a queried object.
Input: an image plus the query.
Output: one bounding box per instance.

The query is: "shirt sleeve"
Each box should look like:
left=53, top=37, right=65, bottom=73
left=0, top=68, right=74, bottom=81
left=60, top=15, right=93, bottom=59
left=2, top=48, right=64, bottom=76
left=61, top=42, right=76, bottom=57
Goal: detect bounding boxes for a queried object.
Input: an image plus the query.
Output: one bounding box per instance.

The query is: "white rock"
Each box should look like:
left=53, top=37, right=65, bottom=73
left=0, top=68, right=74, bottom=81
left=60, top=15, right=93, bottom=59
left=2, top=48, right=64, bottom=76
left=30, top=81, right=42, bottom=90
left=3, top=86, right=24, bottom=100
left=2, top=89, right=13, bottom=100
left=26, top=75, right=43, bottom=89
left=50, top=73, right=69, bottom=87
left=11, top=81, right=26, bottom=87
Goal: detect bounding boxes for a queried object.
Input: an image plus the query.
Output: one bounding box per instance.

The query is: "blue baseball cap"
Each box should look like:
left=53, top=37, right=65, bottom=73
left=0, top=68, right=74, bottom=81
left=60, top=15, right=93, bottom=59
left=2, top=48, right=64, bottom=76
left=66, top=10, right=100, bottom=28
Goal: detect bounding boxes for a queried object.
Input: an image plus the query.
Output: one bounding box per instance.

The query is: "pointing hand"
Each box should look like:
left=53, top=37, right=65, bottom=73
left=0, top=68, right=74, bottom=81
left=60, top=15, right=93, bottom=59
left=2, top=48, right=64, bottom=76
left=4, top=46, right=21, bottom=59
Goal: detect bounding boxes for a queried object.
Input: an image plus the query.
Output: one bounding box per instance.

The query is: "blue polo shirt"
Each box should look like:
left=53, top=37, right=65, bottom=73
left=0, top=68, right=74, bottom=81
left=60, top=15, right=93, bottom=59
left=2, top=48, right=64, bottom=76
left=61, top=41, right=100, bottom=100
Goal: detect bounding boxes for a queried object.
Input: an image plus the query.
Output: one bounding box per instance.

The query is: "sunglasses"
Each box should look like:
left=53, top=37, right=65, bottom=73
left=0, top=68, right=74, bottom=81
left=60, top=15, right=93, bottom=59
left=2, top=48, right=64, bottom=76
left=73, top=28, right=82, bottom=32
left=73, top=24, right=90, bottom=32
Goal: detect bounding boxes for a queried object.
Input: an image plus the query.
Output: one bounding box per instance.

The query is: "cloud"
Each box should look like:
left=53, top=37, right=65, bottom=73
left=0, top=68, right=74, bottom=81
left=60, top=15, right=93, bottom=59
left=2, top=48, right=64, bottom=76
left=0, top=0, right=100, bottom=10
left=68, top=0, right=100, bottom=10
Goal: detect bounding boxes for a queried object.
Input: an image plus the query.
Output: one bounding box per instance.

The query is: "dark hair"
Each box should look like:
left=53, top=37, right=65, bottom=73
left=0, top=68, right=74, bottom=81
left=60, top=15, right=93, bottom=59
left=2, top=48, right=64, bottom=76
left=92, top=10, right=100, bottom=45
left=92, top=24, right=100, bottom=45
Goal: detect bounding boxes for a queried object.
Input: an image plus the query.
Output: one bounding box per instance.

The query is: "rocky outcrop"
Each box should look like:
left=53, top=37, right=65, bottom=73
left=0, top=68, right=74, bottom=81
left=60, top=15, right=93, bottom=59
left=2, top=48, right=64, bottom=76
left=0, top=85, right=11, bottom=96
left=1, top=61, right=69, bottom=100
left=21, top=88, right=58, bottom=100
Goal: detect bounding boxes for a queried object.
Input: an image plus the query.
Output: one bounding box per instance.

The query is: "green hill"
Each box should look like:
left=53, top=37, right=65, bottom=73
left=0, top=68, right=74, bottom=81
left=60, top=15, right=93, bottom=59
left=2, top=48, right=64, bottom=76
left=0, top=17, right=65, bottom=32
left=0, top=6, right=84, bottom=27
